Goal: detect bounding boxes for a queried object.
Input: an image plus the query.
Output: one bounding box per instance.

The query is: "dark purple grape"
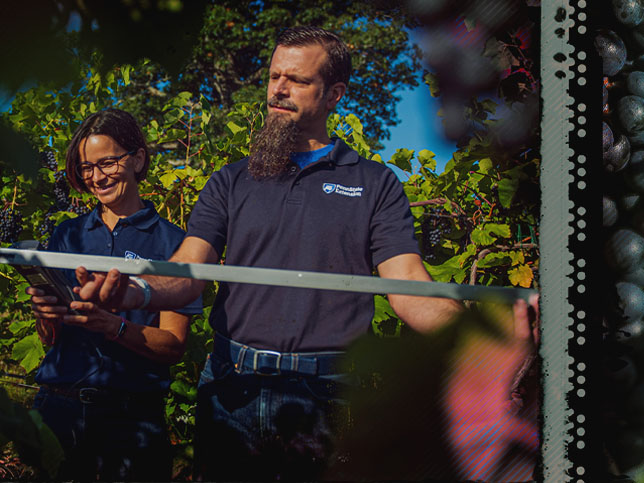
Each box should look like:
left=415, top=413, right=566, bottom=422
left=604, top=195, right=619, bottom=227
left=605, top=134, right=631, bottom=172
left=605, top=229, right=644, bottom=273
left=620, top=192, right=641, bottom=212
left=66, top=202, right=90, bottom=216
left=595, top=30, right=628, bottom=76
left=628, top=130, right=644, bottom=147
left=0, top=208, right=23, bottom=243
left=53, top=170, right=69, bottom=210
left=613, top=0, right=644, bottom=27
left=604, top=355, right=638, bottom=395
left=629, top=205, right=644, bottom=234
left=621, top=267, right=644, bottom=287
left=618, top=96, right=644, bottom=135
left=625, top=150, right=644, bottom=192
left=616, top=282, right=644, bottom=324
left=627, top=72, right=644, bottom=99
left=604, top=122, right=615, bottom=153
left=615, top=318, right=644, bottom=351
left=39, top=150, right=57, bottom=171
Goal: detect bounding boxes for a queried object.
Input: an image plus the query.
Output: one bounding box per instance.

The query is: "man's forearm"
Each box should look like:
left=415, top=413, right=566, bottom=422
left=133, top=275, right=206, bottom=312
left=389, top=294, right=464, bottom=333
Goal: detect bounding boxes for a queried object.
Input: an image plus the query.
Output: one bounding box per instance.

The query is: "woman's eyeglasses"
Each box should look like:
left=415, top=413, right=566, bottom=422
left=76, top=150, right=136, bottom=180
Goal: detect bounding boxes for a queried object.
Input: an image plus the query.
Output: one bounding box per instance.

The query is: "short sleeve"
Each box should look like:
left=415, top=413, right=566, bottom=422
left=186, top=168, right=230, bottom=257
left=369, top=168, right=420, bottom=267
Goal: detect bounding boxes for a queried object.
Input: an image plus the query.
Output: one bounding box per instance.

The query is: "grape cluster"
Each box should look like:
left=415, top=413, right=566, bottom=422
left=40, top=150, right=57, bottom=171
left=596, top=1, right=644, bottom=476
left=0, top=208, right=23, bottom=243
left=37, top=209, right=57, bottom=249
left=53, top=170, right=70, bottom=210
left=421, top=209, right=452, bottom=260
left=66, top=201, right=90, bottom=216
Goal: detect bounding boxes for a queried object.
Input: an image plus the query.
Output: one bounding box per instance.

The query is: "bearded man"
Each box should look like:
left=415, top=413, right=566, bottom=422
left=73, top=26, right=463, bottom=479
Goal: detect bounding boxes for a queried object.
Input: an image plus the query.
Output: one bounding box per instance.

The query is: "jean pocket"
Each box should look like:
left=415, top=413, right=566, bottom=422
left=301, top=375, right=352, bottom=404
left=198, top=353, right=234, bottom=386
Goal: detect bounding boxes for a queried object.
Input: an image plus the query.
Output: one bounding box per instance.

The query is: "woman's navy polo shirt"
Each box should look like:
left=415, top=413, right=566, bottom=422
left=187, top=138, right=420, bottom=352
left=35, top=201, right=202, bottom=392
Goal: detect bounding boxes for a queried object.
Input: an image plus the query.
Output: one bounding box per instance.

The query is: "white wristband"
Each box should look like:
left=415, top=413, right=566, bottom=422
left=130, top=276, right=151, bottom=310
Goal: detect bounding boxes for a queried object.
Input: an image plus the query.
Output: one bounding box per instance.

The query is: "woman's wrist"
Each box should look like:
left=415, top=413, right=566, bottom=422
left=107, top=316, right=128, bottom=341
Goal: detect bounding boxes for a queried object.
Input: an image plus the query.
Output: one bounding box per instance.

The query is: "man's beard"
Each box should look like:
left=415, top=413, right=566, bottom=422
left=248, top=110, right=300, bottom=179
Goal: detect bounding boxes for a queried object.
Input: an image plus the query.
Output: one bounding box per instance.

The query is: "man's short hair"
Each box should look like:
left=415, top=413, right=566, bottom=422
left=273, top=26, right=351, bottom=90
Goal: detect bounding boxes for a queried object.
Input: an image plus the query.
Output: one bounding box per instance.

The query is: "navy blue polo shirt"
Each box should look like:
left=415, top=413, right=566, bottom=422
left=35, top=201, right=202, bottom=392
left=187, top=138, right=419, bottom=352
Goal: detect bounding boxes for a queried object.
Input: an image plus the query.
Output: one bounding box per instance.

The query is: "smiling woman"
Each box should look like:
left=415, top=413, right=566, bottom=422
left=25, top=109, right=202, bottom=481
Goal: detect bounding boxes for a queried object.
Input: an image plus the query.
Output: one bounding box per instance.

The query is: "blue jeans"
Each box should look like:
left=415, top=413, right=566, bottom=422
left=33, top=386, right=171, bottom=481
left=194, top=350, right=355, bottom=481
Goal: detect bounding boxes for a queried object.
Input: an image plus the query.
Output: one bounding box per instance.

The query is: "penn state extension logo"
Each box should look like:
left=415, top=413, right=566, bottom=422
left=322, top=182, right=363, bottom=197
left=125, top=250, right=142, bottom=260
left=323, top=183, right=336, bottom=194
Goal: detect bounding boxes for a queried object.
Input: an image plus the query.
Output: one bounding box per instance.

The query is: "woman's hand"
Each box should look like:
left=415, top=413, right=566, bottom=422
left=26, top=286, right=70, bottom=346
left=35, top=318, right=61, bottom=346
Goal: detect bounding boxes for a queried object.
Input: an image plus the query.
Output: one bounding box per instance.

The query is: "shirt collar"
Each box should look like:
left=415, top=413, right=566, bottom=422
left=327, top=137, right=360, bottom=166
left=83, top=200, right=160, bottom=231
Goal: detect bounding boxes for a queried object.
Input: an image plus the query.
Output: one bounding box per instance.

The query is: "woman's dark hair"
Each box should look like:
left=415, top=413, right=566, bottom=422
left=273, top=26, right=352, bottom=90
left=65, top=108, right=150, bottom=192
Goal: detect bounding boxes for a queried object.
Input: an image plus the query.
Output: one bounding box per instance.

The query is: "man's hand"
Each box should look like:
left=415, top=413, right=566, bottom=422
left=74, top=266, right=140, bottom=311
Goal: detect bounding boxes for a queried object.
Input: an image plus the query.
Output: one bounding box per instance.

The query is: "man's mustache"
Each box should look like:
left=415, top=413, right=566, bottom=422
left=267, top=97, right=298, bottom=112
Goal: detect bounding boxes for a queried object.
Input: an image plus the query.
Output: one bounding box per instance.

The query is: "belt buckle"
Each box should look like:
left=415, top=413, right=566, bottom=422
left=79, top=387, right=99, bottom=404
left=253, top=350, right=282, bottom=376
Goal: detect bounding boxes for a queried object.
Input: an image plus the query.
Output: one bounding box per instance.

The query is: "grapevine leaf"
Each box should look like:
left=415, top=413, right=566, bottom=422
left=470, top=223, right=511, bottom=246
left=390, top=148, right=414, bottom=172
left=373, top=295, right=395, bottom=322
left=477, top=251, right=513, bottom=268
left=12, top=333, right=45, bottom=373
left=9, top=319, right=31, bottom=335
left=426, top=255, right=462, bottom=282
left=28, top=410, right=65, bottom=478
left=417, top=149, right=437, bottom=171
left=508, top=264, right=534, bottom=288
left=160, top=172, right=178, bottom=188
left=122, top=65, right=131, bottom=85
left=478, top=157, right=493, bottom=173
left=497, top=177, right=519, bottom=208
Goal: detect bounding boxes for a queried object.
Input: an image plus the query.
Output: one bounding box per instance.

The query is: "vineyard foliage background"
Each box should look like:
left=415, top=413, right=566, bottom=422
left=0, top=2, right=539, bottom=478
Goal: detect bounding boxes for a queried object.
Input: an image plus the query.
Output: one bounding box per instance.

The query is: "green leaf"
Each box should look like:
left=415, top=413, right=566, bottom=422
left=12, top=333, right=45, bottom=373
left=478, top=157, right=493, bottom=173
left=497, top=177, right=519, bottom=208
left=477, top=251, right=512, bottom=268
left=417, top=149, right=436, bottom=171
left=9, top=319, right=31, bottom=335
left=28, top=410, right=65, bottom=477
left=159, top=172, right=178, bottom=188
left=345, top=113, right=364, bottom=135
left=390, top=148, right=414, bottom=173
left=372, top=295, right=395, bottom=322
left=508, top=264, right=534, bottom=288
left=226, top=121, right=245, bottom=135
left=470, top=223, right=511, bottom=246
left=426, top=255, right=462, bottom=282
left=122, top=65, right=131, bottom=85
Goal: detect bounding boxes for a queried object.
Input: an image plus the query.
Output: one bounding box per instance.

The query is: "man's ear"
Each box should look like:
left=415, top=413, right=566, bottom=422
left=325, top=82, right=346, bottom=111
